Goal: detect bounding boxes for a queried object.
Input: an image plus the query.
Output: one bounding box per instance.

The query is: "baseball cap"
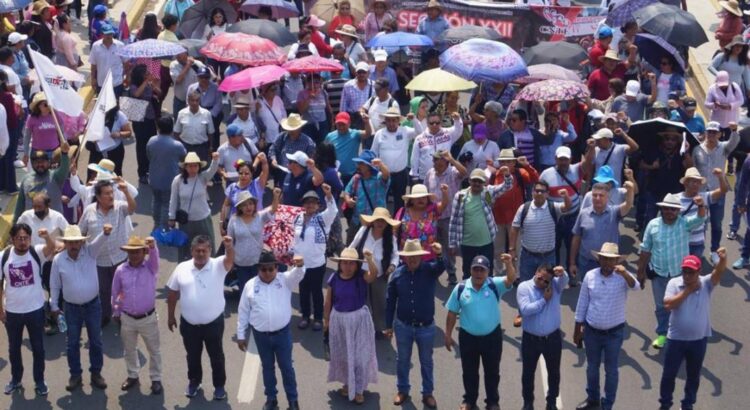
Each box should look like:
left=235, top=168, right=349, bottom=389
left=30, top=150, right=48, bottom=161
left=100, top=24, right=115, bottom=35
left=8, top=32, right=28, bottom=45
left=681, top=255, right=701, bottom=271
left=625, top=80, right=640, bottom=97
left=706, top=121, right=721, bottom=132
left=593, top=128, right=614, bottom=140
left=469, top=168, right=487, bottom=182
left=587, top=109, right=604, bottom=121
left=373, top=49, right=388, bottom=62
left=683, top=97, right=697, bottom=109
left=555, top=146, right=572, bottom=159
left=473, top=122, right=488, bottom=140
left=598, top=25, right=613, bottom=38
left=286, top=151, right=309, bottom=165
left=335, top=111, right=351, bottom=125
left=302, top=190, right=320, bottom=202
left=470, top=255, right=491, bottom=271
left=196, top=66, right=211, bottom=78
left=226, top=124, right=243, bottom=137
left=355, top=61, right=369, bottom=72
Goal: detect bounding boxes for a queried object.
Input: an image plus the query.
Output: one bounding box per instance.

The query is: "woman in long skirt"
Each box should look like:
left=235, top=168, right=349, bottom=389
left=324, top=248, right=379, bottom=404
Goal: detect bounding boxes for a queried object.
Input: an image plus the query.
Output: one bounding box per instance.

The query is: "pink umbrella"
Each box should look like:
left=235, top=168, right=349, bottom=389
left=515, top=64, right=581, bottom=85
left=200, top=32, right=285, bottom=66
left=515, top=79, right=590, bottom=102
left=263, top=205, right=304, bottom=265
left=282, top=55, right=343, bottom=74
left=218, top=65, right=288, bottom=92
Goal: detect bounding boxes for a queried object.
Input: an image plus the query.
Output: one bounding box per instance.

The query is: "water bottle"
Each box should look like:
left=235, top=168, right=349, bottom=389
left=57, top=313, right=67, bottom=333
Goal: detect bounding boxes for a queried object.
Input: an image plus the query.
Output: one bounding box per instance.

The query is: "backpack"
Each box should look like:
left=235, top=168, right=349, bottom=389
left=0, top=246, right=42, bottom=286
left=455, top=279, right=500, bottom=307
left=519, top=200, right=559, bottom=229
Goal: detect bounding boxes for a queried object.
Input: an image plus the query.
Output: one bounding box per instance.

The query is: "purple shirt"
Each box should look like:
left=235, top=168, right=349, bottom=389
left=111, top=245, right=160, bottom=317
left=328, top=271, right=368, bottom=313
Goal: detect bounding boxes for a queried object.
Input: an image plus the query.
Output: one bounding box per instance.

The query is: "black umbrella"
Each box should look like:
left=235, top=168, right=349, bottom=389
left=227, top=19, right=297, bottom=47
left=436, top=25, right=502, bottom=47
left=632, top=3, right=708, bottom=48
left=178, top=0, right=238, bottom=39
left=628, top=118, right=698, bottom=155
left=522, top=41, right=588, bottom=71
left=735, top=127, right=750, bottom=153
left=179, top=39, right=207, bottom=58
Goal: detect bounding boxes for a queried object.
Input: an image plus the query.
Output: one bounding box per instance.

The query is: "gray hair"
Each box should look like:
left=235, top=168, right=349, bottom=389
left=191, top=235, right=212, bottom=249
left=187, top=90, right=202, bottom=101
left=484, top=101, right=505, bottom=116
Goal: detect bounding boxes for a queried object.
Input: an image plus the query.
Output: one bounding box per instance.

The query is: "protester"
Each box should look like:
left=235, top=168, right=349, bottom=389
left=174, top=90, right=215, bottom=162
left=147, top=116, right=187, bottom=228
left=340, top=62, right=374, bottom=129
left=170, top=52, right=203, bottom=116
left=328, top=0, right=356, bottom=40
left=417, top=1, right=449, bottom=41
left=591, top=127, right=639, bottom=185
left=216, top=125, right=259, bottom=184
left=342, top=150, right=391, bottom=241
left=411, top=111, right=463, bottom=182
left=128, top=64, right=161, bottom=183
left=362, top=0, right=394, bottom=44
left=187, top=67, right=223, bottom=153
left=280, top=151, right=324, bottom=206
left=89, top=23, right=124, bottom=97
left=677, top=166, right=729, bottom=259
left=14, top=143, right=70, bottom=221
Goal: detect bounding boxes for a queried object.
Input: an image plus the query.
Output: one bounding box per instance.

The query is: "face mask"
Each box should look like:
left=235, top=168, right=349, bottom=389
left=34, top=209, right=48, bottom=219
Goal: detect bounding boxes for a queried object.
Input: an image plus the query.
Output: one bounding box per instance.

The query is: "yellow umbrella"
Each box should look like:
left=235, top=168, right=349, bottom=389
left=311, top=0, right=367, bottom=26
left=406, top=68, right=478, bottom=92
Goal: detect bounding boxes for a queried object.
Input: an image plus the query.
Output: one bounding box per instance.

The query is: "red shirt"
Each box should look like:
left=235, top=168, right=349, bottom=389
left=311, top=29, right=333, bottom=58
left=492, top=166, right=540, bottom=225
left=588, top=41, right=609, bottom=69
left=587, top=64, right=626, bottom=100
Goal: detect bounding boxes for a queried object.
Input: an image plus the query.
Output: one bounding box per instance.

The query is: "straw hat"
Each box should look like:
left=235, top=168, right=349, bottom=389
left=330, top=247, right=364, bottom=263
left=280, top=113, right=307, bottom=131
left=720, top=0, right=743, bottom=17
left=235, top=191, right=257, bottom=208
left=469, top=168, right=487, bottom=182
left=498, top=148, right=516, bottom=161
left=402, top=184, right=436, bottom=201
left=121, top=235, right=148, bottom=251
left=591, top=242, right=624, bottom=260
left=598, top=49, right=620, bottom=63
left=335, top=24, right=359, bottom=39
left=380, top=106, right=402, bottom=119
left=656, top=193, right=683, bottom=209
left=32, top=0, right=51, bottom=15
left=29, top=92, right=47, bottom=112
left=52, top=144, right=78, bottom=164
left=360, top=207, right=400, bottom=227
left=425, top=0, right=442, bottom=10
left=60, top=225, right=89, bottom=241
left=179, top=152, right=206, bottom=168
left=88, top=159, right=117, bottom=179
left=679, top=167, right=706, bottom=185
left=399, top=239, right=429, bottom=257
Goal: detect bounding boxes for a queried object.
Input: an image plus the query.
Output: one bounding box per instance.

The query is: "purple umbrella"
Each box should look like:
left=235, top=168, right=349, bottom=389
left=240, top=0, right=299, bottom=19
left=515, top=79, right=590, bottom=102
left=606, top=0, right=658, bottom=27
left=634, top=33, right=686, bottom=73
left=439, top=39, right=528, bottom=83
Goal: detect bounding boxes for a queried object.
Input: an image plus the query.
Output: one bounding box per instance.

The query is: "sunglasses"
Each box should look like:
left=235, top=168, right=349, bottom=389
left=537, top=277, right=550, bottom=285
left=533, top=189, right=548, bottom=194
left=428, top=120, right=441, bottom=125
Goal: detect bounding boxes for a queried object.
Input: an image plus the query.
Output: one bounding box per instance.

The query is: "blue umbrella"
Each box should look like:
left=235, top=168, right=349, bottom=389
left=606, top=0, right=658, bottom=27
left=440, top=39, right=528, bottom=83
left=240, top=0, right=299, bottom=19
left=117, top=39, right=187, bottom=59
left=0, top=0, right=31, bottom=13
left=367, top=32, right=434, bottom=49
left=634, top=33, right=686, bottom=73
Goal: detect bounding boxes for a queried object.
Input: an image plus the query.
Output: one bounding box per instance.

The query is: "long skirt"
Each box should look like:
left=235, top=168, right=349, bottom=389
left=327, top=305, right=378, bottom=400
left=178, top=216, right=216, bottom=261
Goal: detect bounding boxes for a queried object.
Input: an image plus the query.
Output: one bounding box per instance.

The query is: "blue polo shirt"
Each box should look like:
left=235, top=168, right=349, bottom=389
left=324, top=129, right=363, bottom=177
left=446, top=277, right=510, bottom=336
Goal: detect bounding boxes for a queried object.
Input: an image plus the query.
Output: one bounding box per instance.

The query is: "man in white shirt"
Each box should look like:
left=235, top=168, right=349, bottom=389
left=0, top=223, right=56, bottom=396
left=17, top=193, right=68, bottom=245
left=236, top=251, right=305, bottom=410
left=174, top=90, right=215, bottom=162
left=361, top=78, right=400, bottom=135
left=89, top=24, right=125, bottom=97
left=170, top=52, right=203, bottom=115
left=167, top=235, right=235, bottom=401
left=410, top=111, right=463, bottom=183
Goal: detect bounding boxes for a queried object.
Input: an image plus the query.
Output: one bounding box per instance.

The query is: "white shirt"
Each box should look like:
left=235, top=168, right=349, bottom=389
left=351, top=226, right=399, bottom=277
left=0, top=99, right=8, bottom=156
left=50, top=233, right=107, bottom=310
left=574, top=267, right=640, bottom=330
left=1, top=245, right=48, bottom=313
left=364, top=96, right=399, bottom=131
left=167, top=256, right=229, bottom=325
left=1, top=64, right=22, bottom=96
left=174, top=107, right=215, bottom=145
left=292, top=197, right=338, bottom=268
left=236, top=266, right=306, bottom=337
left=459, top=139, right=501, bottom=171
left=89, top=39, right=125, bottom=87
left=410, top=119, right=463, bottom=180
left=78, top=201, right=131, bottom=266
left=371, top=125, right=419, bottom=173
left=257, top=96, right=287, bottom=144
left=17, top=210, right=69, bottom=246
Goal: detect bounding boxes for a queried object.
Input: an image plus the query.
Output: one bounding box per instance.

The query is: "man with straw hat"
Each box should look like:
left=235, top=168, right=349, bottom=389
left=236, top=250, right=305, bottom=410
left=13, top=141, right=71, bottom=223
left=111, top=235, right=163, bottom=394
left=269, top=114, right=316, bottom=178
left=587, top=48, right=637, bottom=101
left=573, top=242, right=639, bottom=410
left=445, top=253, right=516, bottom=410
left=50, top=223, right=113, bottom=391
left=638, top=193, right=707, bottom=350
left=676, top=166, right=728, bottom=260
left=417, top=1, right=449, bottom=41
left=384, top=239, right=444, bottom=408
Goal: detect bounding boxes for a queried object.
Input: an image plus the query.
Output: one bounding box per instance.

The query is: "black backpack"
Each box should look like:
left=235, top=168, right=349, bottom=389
left=519, top=200, right=559, bottom=229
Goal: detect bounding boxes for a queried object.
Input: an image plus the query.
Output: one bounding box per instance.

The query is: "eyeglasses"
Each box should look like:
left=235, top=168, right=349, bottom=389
left=238, top=172, right=251, bottom=175
left=428, top=120, right=441, bottom=125
left=14, top=236, right=30, bottom=242
left=533, top=189, right=548, bottom=194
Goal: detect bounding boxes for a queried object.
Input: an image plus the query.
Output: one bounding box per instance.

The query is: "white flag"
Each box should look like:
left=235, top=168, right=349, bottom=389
left=85, top=71, right=117, bottom=143
left=28, top=47, right=84, bottom=117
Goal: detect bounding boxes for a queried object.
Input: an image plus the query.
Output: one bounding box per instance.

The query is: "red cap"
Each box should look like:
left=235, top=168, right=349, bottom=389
left=681, top=255, right=701, bottom=271
left=335, top=112, right=351, bottom=125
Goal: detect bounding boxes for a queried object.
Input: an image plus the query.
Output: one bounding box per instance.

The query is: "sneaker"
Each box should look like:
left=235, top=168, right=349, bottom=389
left=297, top=318, right=310, bottom=329
left=711, top=252, right=720, bottom=265
left=652, top=335, right=667, bottom=349
left=732, top=257, right=749, bottom=269
left=262, top=399, right=279, bottom=410
left=727, top=231, right=738, bottom=241
left=35, top=382, right=48, bottom=396
left=185, top=382, right=201, bottom=398
left=4, top=381, right=21, bottom=395
left=213, top=386, right=227, bottom=400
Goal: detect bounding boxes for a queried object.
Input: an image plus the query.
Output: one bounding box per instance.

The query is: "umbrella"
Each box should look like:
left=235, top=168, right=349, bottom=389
left=367, top=32, right=434, bottom=48
left=606, top=0, right=658, bottom=27
left=634, top=33, right=686, bottom=73
left=310, top=0, right=366, bottom=25
left=440, top=39, right=528, bottom=83
left=0, top=0, right=31, bottom=13
left=515, top=79, right=590, bottom=101
left=117, top=39, right=187, bottom=59
left=406, top=68, right=477, bottom=92
left=522, top=41, right=588, bottom=70
left=218, top=65, right=288, bottom=92
left=240, top=0, right=299, bottom=19
left=628, top=118, right=698, bottom=155
left=179, top=39, right=207, bottom=58
left=436, top=25, right=502, bottom=47
left=178, top=0, right=238, bottom=39
left=200, top=32, right=284, bottom=65
left=226, top=19, right=296, bottom=47
left=632, top=3, right=708, bottom=48
left=735, top=127, right=750, bottom=153
left=515, top=64, right=581, bottom=84
left=282, top=55, right=343, bottom=73
left=263, top=205, right=304, bottom=265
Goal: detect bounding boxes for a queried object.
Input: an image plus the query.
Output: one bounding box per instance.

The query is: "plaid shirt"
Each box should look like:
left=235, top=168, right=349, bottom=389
left=641, top=214, right=706, bottom=277
left=339, top=79, right=373, bottom=113
left=448, top=177, right=513, bottom=248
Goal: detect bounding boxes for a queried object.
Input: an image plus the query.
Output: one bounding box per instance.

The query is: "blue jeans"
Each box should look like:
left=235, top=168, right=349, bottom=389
left=730, top=175, right=743, bottom=233
left=64, top=297, right=103, bottom=376
left=741, top=207, right=750, bottom=259
left=235, top=265, right=258, bottom=294
left=708, top=197, right=725, bottom=252
left=659, top=337, right=708, bottom=410
left=252, top=325, right=298, bottom=402
left=651, top=275, right=672, bottom=336
left=173, top=98, right=186, bottom=118
left=689, top=243, right=705, bottom=258
left=584, top=323, right=625, bottom=410
left=152, top=189, right=171, bottom=228
left=555, top=210, right=578, bottom=269
left=520, top=248, right=555, bottom=282
left=394, top=320, right=435, bottom=395
left=5, top=307, right=45, bottom=384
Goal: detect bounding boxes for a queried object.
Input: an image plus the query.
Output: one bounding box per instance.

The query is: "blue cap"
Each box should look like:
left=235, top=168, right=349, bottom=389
left=226, top=124, right=243, bottom=137
left=471, top=255, right=491, bottom=271
left=352, top=150, right=378, bottom=171
left=598, top=25, right=613, bottom=38
left=93, top=4, right=108, bottom=16
left=100, top=24, right=115, bottom=35
left=593, top=165, right=620, bottom=188
left=196, top=66, right=211, bottom=77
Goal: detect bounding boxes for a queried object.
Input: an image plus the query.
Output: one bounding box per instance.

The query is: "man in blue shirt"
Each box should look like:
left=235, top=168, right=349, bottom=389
left=417, top=1, right=450, bottom=41
left=517, top=264, right=568, bottom=410
left=445, top=254, right=515, bottom=410
left=385, top=240, right=444, bottom=409
left=281, top=151, right=324, bottom=206
left=324, top=112, right=371, bottom=185
left=147, top=117, right=187, bottom=228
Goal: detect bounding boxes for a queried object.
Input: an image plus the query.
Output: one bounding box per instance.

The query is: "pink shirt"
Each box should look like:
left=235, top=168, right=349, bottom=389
left=26, top=114, right=60, bottom=151
left=111, top=245, right=160, bottom=317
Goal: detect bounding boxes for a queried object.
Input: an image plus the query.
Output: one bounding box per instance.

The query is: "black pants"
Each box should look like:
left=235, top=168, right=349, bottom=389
left=87, top=143, right=125, bottom=180
left=460, top=242, right=494, bottom=280
left=210, top=113, right=224, bottom=152
left=132, top=119, right=157, bottom=179
left=522, top=330, right=562, bottom=407
left=458, top=325, right=502, bottom=407
left=390, top=169, right=409, bottom=213
left=299, top=264, right=326, bottom=321
left=182, top=142, right=210, bottom=163
left=5, top=308, right=45, bottom=384
left=179, top=315, right=226, bottom=388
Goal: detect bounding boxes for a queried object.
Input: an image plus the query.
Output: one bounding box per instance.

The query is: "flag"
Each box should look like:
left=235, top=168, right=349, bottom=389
left=85, top=71, right=117, bottom=142
left=28, top=47, right=84, bottom=117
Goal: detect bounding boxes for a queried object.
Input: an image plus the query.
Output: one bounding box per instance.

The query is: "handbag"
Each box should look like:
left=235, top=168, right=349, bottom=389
left=176, top=179, right=198, bottom=224
left=119, top=96, right=149, bottom=122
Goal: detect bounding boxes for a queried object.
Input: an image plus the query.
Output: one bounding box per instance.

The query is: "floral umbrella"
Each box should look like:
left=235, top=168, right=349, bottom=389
left=200, top=32, right=285, bottom=66
left=282, top=55, right=343, bottom=73
left=515, top=79, right=590, bottom=101
left=439, top=39, right=528, bottom=83
left=117, top=39, right=187, bottom=59
left=218, top=65, right=288, bottom=92
left=515, top=64, right=581, bottom=85
left=606, top=0, right=658, bottom=27
left=263, top=205, right=304, bottom=265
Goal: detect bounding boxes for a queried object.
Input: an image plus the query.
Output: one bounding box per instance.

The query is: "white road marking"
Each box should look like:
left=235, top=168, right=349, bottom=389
left=540, top=355, right=564, bottom=409
left=237, top=337, right=261, bottom=403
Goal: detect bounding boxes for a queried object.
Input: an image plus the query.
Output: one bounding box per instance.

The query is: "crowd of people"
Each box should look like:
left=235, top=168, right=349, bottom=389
left=0, top=0, right=743, bottom=410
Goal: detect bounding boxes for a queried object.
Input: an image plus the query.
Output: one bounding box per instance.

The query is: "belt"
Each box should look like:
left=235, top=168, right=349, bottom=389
left=252, top=324, right=288, bottom=336
left=401, top=319, right=434, bottom=328
left=123, top=309, right=155, bottom=320
left=522, top=247, right=555, bottom=257
left=65, top=296, right=99, bottom=308
left=585, top=322, right=625, bottom=335
left=523, top=329, right=560, bottom=341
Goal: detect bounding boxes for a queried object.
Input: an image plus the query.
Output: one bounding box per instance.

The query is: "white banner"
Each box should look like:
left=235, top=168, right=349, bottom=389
left=28, top=47, right=84, bottom=117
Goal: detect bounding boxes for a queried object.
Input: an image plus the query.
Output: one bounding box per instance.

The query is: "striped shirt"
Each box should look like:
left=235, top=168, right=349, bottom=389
left=678, top=192, right=711, bottom=244
left=540, top=163, right=583, bottom=212
left=512, top=128, right=536, bottom=167
left=448, top=178, right=514, bottom=248
left=574, top=268, right=639, bottom=330
left=640, top=214, right=707, bottom=277
left=339, top=79, right=373, bottom=113
left=324, top=78, right=347, bottom=115
left=511, top=200, right=565, bottom=253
